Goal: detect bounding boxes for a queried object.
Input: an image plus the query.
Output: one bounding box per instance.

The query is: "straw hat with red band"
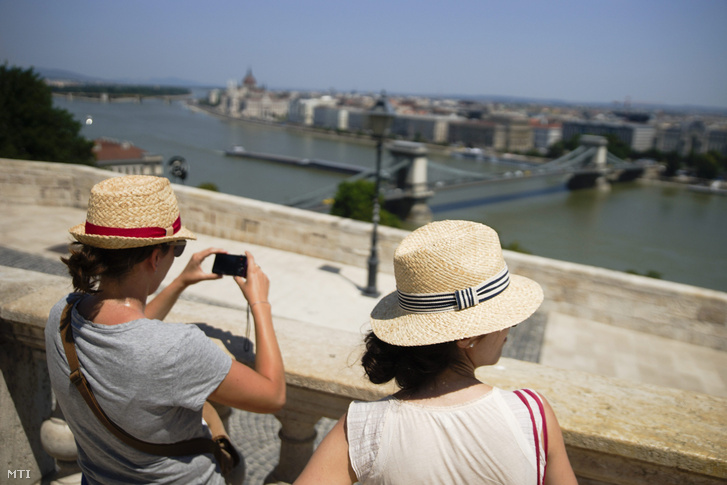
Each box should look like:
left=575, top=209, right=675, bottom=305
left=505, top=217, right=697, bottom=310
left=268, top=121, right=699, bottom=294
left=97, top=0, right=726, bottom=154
left=69, top=175, right=196, bottom=249
left=370, top=220, right=543, bottom=347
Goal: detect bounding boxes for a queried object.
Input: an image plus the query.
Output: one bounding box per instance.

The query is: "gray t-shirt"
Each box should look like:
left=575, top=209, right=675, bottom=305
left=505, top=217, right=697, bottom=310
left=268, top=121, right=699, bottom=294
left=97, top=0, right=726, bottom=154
left=45, top=294, right=233, bottom=484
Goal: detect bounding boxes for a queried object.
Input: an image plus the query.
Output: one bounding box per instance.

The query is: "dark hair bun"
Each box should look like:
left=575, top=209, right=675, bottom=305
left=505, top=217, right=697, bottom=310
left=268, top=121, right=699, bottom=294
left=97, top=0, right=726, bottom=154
left=361, top=331, right=460, bottom=392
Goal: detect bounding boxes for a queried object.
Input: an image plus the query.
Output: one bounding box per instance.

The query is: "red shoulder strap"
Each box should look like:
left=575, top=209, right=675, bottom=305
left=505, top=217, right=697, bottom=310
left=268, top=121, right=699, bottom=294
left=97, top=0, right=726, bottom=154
left=523, top=388, right=548, bottom=468
left=514, top=389, right=547, bottom=485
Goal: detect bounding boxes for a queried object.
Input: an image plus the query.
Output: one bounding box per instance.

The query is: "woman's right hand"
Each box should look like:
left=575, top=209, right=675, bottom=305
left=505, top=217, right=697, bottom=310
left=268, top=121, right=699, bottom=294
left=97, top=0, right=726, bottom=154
left=211, top=250, right=285, bottom=413
left=233, top=251, right=269, bottom=306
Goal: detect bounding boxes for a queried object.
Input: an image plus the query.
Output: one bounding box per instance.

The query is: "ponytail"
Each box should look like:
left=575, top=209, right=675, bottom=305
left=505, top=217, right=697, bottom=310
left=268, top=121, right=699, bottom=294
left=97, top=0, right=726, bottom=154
left=61, top=242, right=167, bottom=293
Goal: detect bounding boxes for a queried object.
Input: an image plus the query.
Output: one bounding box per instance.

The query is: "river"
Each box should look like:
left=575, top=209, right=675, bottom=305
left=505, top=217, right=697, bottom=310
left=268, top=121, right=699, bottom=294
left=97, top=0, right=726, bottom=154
left=53, top=96, right=727, bottom=292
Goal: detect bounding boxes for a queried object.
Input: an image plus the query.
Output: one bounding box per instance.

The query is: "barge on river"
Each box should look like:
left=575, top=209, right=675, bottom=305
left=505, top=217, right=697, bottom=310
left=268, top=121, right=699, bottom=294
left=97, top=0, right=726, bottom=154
left=225, top=146, right=365, bottom=175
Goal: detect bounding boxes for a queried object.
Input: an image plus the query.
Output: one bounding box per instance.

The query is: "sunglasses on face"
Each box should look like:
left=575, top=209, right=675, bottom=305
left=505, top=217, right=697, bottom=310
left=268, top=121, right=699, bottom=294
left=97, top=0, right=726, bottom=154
left=169, top=241, right=186, bottom=258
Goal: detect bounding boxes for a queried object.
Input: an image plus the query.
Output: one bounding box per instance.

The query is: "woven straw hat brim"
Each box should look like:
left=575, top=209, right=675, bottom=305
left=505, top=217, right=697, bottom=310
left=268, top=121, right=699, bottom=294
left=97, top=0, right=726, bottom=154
left=69, top=223, right=196, bottom=249
left=68, top=175, right=197, bottom=249
left=370, top=273, right=543, bottom=346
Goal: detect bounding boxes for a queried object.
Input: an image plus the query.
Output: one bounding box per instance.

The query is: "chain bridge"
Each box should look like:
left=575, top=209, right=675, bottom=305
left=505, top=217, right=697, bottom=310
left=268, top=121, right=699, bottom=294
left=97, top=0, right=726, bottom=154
left=287, top=135, right=653, bottom=222
left=429, top=135, right=648, bottom=192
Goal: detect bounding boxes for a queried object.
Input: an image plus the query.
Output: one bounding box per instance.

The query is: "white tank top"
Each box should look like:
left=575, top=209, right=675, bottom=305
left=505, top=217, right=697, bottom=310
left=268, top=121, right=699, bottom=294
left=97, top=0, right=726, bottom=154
left=346, top=387, right=546, bottom=485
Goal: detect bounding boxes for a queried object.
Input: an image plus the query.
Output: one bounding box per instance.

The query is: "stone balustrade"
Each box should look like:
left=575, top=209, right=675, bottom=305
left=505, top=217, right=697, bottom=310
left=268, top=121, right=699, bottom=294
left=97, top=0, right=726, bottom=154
left=1, top=266, right=726, bottom=484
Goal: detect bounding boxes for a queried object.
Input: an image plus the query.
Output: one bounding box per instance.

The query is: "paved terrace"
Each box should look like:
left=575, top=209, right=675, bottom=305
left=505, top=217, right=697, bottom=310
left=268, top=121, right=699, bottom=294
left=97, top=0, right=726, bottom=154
left=2, top=203, right=726, bottom=398
left=1, top=159, right=726, bottom=485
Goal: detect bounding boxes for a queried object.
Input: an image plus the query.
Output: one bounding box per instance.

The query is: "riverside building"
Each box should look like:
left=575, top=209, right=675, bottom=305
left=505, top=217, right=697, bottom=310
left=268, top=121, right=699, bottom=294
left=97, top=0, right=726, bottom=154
left=562, top=120, right=657, bottom=152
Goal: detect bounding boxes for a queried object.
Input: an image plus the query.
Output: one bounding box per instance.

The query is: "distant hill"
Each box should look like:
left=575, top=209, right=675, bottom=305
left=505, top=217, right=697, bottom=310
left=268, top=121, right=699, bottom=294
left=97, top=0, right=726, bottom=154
left=113, top=76, right=213, bottom=88
left=35, top=67, right=212, bottom=88
left=37, top=67, right=106, bottom=83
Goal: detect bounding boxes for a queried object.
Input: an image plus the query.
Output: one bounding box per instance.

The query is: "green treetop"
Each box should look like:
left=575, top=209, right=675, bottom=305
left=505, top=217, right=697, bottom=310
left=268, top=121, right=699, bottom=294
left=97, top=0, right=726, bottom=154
left=0, top=64, right=94, bottom=165
left=330, top=179, right=402, bottom=228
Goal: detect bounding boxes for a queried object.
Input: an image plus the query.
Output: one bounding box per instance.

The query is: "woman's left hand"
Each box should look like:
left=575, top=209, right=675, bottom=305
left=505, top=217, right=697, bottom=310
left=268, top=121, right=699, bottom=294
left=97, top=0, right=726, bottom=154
left=177, top=247, right=225, bottom=287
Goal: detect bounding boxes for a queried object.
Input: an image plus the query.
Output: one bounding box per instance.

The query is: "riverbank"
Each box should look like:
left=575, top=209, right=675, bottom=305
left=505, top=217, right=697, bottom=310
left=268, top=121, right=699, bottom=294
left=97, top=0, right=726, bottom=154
left=185, top=100, right=496, bottom=160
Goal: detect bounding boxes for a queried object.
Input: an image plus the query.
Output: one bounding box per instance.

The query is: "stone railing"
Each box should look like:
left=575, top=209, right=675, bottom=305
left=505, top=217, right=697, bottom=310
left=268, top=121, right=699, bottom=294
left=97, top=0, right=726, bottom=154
left=2, top=266, right=726, bottom=485
left=0, top=158, right=405, bottom=274
left=1, top=159, right=725, bottom=352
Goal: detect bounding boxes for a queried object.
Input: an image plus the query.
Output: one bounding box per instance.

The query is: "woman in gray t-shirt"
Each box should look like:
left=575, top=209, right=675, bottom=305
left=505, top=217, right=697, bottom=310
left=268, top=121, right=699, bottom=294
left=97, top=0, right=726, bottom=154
left=45, top=175, right=285, bottom=484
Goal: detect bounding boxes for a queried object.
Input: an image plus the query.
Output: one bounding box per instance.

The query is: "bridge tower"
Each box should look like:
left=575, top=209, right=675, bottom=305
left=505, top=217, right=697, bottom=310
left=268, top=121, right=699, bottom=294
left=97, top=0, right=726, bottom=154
left=384, top=141, right=434, bottom=226
left=567, top=135, right=611, bottom=191
left=581, top=135, right=608, bottom=169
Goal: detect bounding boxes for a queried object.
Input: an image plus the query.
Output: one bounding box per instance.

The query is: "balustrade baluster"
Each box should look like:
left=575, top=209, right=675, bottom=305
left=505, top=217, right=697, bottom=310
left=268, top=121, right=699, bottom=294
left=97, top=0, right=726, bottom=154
left=265, top=408, right=321, bottom=484
left=40, top=394, right=82, bottom=485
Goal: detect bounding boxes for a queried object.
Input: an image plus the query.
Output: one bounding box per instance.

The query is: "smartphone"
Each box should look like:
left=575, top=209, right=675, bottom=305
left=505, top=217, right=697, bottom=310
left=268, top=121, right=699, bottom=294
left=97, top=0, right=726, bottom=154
left=212, top=253, right=248, bottom=277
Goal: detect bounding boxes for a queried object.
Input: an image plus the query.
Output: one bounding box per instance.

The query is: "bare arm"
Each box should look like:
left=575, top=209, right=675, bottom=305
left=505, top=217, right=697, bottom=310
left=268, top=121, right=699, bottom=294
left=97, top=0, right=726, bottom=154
left=145, top=247, right=224, bottom=320
left=543, top=396, right=578, bottom=485
left=294, top=414, right=357, bottom=485
left=209, top=252, right=286, bottom=412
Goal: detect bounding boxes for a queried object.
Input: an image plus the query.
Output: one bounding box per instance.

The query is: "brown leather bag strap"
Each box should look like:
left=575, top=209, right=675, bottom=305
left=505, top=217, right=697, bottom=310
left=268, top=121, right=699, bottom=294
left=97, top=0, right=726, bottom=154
left=59, top=298, right=219, bottom=458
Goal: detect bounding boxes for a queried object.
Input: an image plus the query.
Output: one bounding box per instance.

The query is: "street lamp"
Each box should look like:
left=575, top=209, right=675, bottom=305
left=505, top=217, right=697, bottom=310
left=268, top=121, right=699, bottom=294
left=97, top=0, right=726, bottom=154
left=363, top=93, right=395, bottom=297
left=168, top=156, right=188, bottom=184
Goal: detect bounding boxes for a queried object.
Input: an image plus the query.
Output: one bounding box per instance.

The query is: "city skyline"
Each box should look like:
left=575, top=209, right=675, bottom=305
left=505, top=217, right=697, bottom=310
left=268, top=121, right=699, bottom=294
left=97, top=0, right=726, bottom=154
left=1, top=0, right=726, bottom=109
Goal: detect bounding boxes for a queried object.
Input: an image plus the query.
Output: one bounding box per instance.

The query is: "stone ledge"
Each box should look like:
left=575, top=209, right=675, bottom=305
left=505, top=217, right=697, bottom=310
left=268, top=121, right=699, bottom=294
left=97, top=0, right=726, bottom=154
left=2, top=265, right=724, bottom=482
left=476, top=358, right=726, bottom=479
left=569, top=448, right=724, bottom=485
left=0, top=267, right=71, bottom=350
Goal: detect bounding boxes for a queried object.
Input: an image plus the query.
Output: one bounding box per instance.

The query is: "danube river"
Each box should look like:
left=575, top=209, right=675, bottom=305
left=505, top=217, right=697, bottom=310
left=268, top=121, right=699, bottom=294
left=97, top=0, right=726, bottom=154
left=54, top=96, right=727, bottom=292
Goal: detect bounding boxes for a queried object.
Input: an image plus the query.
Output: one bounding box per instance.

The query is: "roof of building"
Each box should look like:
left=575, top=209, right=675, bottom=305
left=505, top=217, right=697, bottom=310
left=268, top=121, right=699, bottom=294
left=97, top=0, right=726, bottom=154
left=93, top=138, right=146, bottom=161
left=529, top=119, right=562, bottom=129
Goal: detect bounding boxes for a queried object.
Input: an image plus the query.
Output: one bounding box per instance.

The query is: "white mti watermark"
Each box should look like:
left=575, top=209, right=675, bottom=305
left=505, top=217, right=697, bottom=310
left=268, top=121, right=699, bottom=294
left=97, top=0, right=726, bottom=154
left=8, top=470, right=32, bottom=479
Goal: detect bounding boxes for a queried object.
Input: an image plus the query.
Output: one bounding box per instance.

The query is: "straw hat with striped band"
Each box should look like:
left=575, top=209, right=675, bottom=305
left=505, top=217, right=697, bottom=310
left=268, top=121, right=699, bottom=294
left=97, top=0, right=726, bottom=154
left=370, top=220, right=543, bottom=346
left=69, top=175, right=196, bottom=249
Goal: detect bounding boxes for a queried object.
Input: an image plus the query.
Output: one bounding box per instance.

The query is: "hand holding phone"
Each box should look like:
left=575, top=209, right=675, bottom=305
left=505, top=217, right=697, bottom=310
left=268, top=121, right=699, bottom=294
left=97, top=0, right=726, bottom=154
left=212, top=253, right=248, bottom=277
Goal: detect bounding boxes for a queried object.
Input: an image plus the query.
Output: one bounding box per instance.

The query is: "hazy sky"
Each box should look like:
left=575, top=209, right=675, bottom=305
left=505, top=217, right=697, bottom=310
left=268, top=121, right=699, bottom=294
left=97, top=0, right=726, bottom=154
left=1, top=0, right=726, bottom=107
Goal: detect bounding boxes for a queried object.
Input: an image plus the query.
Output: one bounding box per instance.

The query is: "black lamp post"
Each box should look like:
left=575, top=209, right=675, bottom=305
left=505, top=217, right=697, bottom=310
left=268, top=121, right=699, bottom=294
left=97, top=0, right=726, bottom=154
left=363, top=93, right=395, bottom=297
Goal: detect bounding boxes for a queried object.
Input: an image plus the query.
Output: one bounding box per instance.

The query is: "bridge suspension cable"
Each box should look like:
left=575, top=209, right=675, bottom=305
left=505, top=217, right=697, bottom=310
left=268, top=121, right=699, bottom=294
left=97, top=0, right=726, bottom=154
left=285, top=157, right=411, bottom=209
left=540, top=146, right=596, bottom=169
left=427, top=161, right=497, bottom=180
left=606, top=152, right=629, bottom=167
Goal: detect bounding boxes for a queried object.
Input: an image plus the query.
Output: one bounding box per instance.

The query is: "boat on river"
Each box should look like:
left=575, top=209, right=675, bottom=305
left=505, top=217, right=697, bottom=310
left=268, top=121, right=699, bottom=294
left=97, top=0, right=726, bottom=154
left=224, top=146, right=365, bottom=175
left=688, top=180, right=727, bottom=195
left=452, top=146, right=489, bottom=160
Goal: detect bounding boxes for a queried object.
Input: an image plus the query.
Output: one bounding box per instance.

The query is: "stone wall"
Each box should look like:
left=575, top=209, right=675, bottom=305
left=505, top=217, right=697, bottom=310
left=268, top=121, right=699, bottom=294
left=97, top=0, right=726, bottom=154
left=507, top=252, right=727, bottom=350
left=1, top=266, right=725, bottom=484
left=1, top=158, right=725, bottom=351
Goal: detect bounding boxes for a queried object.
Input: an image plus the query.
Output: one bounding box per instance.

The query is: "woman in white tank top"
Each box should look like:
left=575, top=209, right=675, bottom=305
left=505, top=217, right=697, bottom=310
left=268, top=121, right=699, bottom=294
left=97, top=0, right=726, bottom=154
left=295, top=221, right=577, bottom=485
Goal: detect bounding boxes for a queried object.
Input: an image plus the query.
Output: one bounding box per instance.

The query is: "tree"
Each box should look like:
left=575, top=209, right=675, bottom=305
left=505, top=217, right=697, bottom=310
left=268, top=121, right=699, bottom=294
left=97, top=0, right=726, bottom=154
left=707, top=150, right=727, bottom=177
left=546, top=140, right=565, bottom=159
left=547, top=135, right=580, bottom=159
left=564, top=134, right=581, bottom=151
left=604, top=134, right=632, bottom=160
left=626, top=269, right=663, bottom=279
left=330, top=179, right=402, bottom=228
left=502, top=241, right=532, bottom=254
left=662, top=151, right=681, bottom=177
left=0, top=64, right=94, bottom=164
left=197, top=182, right=219, bottom=192
left=689, top=153, right=720, bottom=180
